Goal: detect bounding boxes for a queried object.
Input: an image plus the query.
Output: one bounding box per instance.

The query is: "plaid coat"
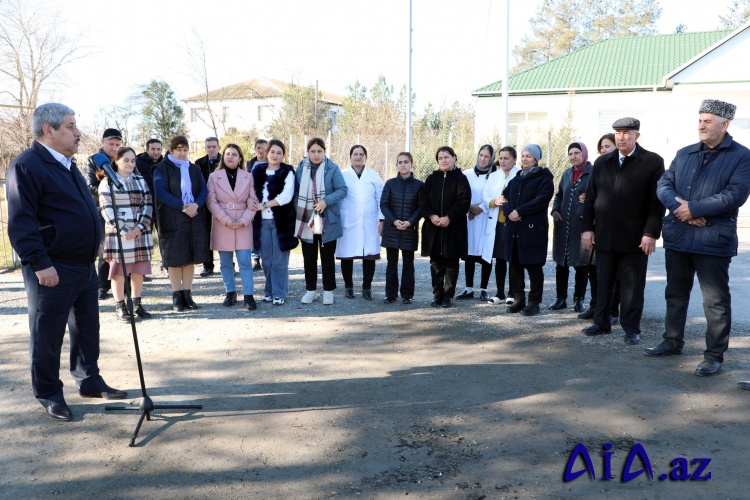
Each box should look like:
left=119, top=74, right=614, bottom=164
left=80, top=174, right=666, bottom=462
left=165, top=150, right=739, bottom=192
left=99, top=173, right=154, bottom=264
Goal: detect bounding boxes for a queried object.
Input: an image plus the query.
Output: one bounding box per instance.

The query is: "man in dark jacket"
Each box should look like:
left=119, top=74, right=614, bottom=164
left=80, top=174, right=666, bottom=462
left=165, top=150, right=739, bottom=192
left=135, top=138, right=163, bottom=195
left=83, top=127, right=123, bottom=300
left=645, top=99, right=750, bottom=377
left=582, top=117, right=665, bottom=345
left=195, top=137, right=221, bottom=276
left=7, top=103, right=127, bottom=421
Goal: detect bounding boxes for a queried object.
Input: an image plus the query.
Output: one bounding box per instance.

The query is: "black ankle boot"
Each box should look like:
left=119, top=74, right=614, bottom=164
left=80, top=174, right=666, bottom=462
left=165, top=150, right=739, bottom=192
left=223, top=291, right=237, bottom=307
left=507, top=299, right=526, bottom=313
left=116, top=300, right=131, bottom=322
left=133, top=297, right=151, bottom=318
left=573, top=297, right=585, bottom=313
left=172, top=291, right=186, bottom=312
left=182, top=290, right=199, bottom=310
left=244, top=295, right=257, bottom=311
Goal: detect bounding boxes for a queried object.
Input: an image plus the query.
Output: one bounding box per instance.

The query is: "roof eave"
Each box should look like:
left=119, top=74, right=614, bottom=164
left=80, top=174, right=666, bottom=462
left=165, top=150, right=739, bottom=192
left=473, top=84, right=669, bottom=97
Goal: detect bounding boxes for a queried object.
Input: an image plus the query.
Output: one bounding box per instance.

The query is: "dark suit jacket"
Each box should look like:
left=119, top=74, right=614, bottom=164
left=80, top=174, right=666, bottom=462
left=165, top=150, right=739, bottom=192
left=7, top=141, right=102, bottom=271
left=582, top=143, right=665, bottom=253
left=196, top=154, right=222, bottom=183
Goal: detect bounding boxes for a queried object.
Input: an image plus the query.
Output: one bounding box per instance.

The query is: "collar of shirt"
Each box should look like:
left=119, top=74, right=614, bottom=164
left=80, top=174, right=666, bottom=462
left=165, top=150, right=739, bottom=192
left=38, top=141, right=73, bottom=170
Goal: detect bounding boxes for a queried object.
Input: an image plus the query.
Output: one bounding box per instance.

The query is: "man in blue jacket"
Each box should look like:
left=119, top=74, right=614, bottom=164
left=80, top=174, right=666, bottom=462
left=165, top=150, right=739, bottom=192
left=645, top=99, right=750, bottom=377
left=7, top=103, right=127, bottom=421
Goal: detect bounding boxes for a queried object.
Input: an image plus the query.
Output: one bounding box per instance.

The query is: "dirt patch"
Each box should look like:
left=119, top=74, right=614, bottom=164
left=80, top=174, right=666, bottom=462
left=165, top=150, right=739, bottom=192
left=1, top=248, right=749, bottom=499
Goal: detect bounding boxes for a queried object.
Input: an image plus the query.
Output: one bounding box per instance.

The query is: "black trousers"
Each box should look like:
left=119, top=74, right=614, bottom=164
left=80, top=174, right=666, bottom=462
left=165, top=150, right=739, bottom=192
left=509, top=260, right=544, bottom=304
left=430, top=255, right=459, bottom=299
left=593, top=250, right=648, bottom=333
left=203, top=214, right=214, bottom=270
left=663, top=249, right=732, bottom=362
left=555, top=264, right=588, bottom=299
left=22, top=262, right=104, bottom=403
left=301, top=236, right=337, bottom=291
left=494, top=258, right=509, bottom=299
left=385, top=248, right=415, bottom=299
left=587, top=264, right=620, bottom=315
left=463, top=255, right=492, bottom=289
left=341, top=259, right=376, bottom=290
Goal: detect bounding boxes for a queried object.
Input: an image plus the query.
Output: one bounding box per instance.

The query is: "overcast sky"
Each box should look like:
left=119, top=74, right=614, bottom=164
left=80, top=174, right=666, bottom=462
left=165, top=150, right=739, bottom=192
left=44, top=0, right=735, bottom=130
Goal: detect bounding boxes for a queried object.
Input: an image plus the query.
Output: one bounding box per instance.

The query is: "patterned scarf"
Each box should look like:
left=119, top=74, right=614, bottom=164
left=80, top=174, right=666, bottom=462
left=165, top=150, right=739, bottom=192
left=168, top=153, right=194, bottom=204
left=520, top=165, right=543, bottom=177
left=295, top=158, right=327, bottom=242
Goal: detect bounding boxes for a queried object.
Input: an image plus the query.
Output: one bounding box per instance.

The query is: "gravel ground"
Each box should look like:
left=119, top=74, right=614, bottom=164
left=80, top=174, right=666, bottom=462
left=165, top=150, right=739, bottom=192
left=1, top=237, right=750, bottom=499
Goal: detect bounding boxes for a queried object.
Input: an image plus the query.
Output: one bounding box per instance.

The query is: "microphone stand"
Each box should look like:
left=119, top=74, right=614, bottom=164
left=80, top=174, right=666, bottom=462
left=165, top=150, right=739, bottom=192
left=100, top=170, right=202, bottom=447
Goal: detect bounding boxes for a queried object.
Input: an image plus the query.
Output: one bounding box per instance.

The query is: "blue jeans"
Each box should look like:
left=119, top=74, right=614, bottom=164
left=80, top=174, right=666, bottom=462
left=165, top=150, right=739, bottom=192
left=219, top=249, right=254, bottom=295
left=260, top=218, right=290, bottom=298
left=664, top=249, right=731, bottom=362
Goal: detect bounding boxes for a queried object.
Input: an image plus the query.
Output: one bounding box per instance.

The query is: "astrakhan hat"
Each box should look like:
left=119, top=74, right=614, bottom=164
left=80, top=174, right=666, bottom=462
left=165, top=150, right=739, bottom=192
left=698, top=99, right=736, bottom=120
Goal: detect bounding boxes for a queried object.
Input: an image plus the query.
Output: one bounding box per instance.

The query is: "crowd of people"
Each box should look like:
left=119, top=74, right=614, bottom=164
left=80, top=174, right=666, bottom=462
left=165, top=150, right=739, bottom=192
left=6, top=99, right=750, bottom=420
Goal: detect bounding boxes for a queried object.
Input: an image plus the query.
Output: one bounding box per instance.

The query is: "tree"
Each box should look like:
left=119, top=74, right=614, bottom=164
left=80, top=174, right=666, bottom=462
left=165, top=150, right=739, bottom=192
left=183, top=28, right=225, bottom=139
left=513, top=0, right=662, bottom=71
left=719, top=0, right=750, bottom=30
left=267, top=82, right=331, bottom=141
left=338, top=75, right=402, bottom=137
left=137, top=80, right=186, bottom=143
left=0, top=0, right=82, bottom=164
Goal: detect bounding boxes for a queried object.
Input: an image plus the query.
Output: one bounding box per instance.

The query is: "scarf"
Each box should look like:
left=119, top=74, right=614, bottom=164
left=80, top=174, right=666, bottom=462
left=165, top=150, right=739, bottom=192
left=295, top=157, right=327, bottom=242
left=520, top=165, right=543, bottom=177
left=474, top=145, right=496, bottom=178
left=168, top=153, right=194, bottom=204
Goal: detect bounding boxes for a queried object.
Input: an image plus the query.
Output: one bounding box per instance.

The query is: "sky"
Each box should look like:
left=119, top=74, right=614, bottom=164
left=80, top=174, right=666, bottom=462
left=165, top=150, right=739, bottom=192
left=37, top=0, right=736, bottom=132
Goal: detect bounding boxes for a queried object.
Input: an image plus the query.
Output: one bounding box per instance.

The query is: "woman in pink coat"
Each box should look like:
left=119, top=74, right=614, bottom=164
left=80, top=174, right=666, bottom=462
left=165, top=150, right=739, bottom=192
left=206, top=144, right=258, bottom=310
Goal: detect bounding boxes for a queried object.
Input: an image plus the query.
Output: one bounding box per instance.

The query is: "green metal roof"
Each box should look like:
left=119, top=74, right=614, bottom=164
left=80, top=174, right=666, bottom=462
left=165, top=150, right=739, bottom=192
left=473, top=30, right=732, bottom=96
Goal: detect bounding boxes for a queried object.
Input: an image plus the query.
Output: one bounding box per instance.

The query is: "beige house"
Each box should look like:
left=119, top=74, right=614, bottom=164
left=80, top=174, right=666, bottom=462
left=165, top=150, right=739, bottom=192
left=183, top=76, right=344, bottom=148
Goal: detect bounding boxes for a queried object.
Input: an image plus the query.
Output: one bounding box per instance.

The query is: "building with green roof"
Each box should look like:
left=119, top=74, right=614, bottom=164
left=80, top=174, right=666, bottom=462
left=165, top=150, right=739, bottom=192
left=472, top=26, right=750, bottom=163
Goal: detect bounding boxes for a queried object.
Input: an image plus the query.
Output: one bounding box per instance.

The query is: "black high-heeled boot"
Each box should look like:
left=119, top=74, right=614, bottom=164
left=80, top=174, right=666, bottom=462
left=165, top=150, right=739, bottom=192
left=172, top=291, right=186, bottom=312
left=182, top=289, right=199, bottom=310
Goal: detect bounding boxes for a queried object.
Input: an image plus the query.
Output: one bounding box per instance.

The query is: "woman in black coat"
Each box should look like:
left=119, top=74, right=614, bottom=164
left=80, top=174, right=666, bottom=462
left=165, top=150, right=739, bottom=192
left=549, top=141, right=593, bottom=313
left=152, top=135, right=210, bottom=312
left=419, top=146, right=471, bottom=308
left=380, top=152, right=424, bottom=304
left=502, top=144, right=554, bottom=316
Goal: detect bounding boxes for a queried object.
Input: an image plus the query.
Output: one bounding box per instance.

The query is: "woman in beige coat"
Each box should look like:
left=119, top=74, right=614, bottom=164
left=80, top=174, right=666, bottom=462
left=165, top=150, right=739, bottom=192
left=206, top=144, right=258, bottom=310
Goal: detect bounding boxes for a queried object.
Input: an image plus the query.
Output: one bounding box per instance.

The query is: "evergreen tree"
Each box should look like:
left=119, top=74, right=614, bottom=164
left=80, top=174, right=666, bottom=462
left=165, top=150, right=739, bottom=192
left=513, top=0, right=662, bottom=72
left=138, top=80, right=186, bottom=142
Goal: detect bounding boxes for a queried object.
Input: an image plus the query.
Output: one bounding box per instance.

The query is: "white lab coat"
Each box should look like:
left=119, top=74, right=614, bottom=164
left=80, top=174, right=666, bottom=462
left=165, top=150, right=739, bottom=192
left=336, top=166, right=384, bottom=258
left=480, top=166, right=521, bottom=264
left=464, top=167, right=494, bottom=257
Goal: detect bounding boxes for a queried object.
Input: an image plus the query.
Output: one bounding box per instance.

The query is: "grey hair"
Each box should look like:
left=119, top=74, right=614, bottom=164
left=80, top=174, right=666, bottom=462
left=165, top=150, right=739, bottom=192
left=205, top=136, right=219, bottom=144
left=715, top=115, right=728, bottom=125
left=32, top=103, right=75, bottom=138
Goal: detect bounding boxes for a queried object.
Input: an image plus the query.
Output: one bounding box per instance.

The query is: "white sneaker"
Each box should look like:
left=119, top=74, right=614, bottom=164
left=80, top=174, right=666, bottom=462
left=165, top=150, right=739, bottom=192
left=273, top=297, right=285, bottom=305
left=301, top=291, right=320, bottom=304
left=505, top=297, right=515, bottom=305
left=322, top=291, right=334, bottom=305
left=262, top=295, right=273, bottom=303
left=490, top=296, right=503, bottom=305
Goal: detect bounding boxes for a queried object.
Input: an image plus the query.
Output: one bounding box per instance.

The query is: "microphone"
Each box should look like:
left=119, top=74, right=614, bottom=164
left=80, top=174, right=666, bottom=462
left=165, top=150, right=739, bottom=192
left=93, top=152, right=123, bottom=190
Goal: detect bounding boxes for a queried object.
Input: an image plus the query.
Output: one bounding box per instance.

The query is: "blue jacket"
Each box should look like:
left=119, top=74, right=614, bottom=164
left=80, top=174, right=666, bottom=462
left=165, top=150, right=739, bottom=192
left=658, top=133, right=750, bottom=257
left=294, top=157, right=348, bottom=243
left=7, top=141, right=102, bottom=271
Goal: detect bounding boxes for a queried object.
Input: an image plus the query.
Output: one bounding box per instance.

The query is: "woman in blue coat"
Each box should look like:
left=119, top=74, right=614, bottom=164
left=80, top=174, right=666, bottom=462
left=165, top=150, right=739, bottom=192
left=502, top=144, right=554, bottom=316
left=293, top=137, right=347, bottom=305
